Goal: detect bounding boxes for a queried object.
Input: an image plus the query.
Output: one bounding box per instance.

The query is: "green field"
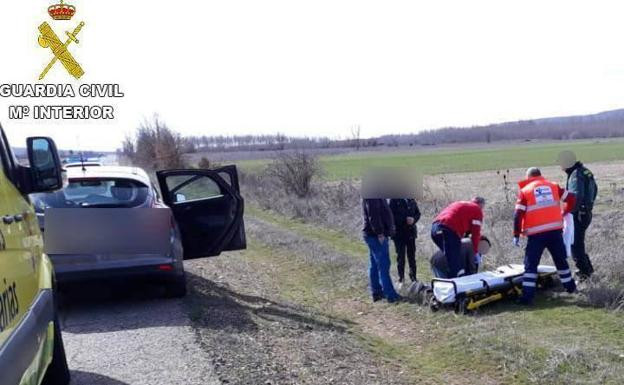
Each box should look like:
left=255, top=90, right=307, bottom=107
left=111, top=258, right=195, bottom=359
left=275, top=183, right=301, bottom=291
left=239, top=139, right=624, bottom=179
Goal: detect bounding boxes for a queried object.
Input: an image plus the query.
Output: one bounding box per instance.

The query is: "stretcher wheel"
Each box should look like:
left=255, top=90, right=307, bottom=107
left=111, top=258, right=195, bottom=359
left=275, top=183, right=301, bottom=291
left=541, top=276, right=555, bottom=289
left=455, top=298, right=470, bottom=315
left=429, top=296, right=441, bottom=312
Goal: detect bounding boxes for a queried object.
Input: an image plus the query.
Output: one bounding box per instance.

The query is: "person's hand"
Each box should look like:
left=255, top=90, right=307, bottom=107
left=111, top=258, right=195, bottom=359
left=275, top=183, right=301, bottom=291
left=474, top=252, right=482, bottom=265
left=406, top=216, right=415, bottom=225
left=378, top=234, right=386, bottom=243
left=512, top=237, right=521, bottom=247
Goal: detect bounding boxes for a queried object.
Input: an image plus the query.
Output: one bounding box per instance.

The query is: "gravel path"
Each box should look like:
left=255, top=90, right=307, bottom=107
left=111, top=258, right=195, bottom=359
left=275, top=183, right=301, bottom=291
left=59, top=283, right=220, bottom=385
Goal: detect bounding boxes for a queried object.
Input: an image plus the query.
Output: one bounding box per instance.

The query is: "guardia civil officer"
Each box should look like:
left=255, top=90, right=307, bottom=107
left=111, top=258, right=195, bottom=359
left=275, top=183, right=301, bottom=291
left=558, top=151, right=598, bottom=280
left=513, top=167, right=577, bottom=304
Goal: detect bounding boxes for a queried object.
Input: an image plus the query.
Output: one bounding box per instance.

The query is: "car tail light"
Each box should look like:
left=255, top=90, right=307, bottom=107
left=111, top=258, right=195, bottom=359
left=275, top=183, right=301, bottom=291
left=158, top=264, right=173, bottom=271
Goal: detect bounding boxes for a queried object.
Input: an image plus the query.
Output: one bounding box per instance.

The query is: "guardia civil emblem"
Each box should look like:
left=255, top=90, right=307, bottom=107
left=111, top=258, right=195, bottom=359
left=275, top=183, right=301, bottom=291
left=38, top=1, right=85, bottom=80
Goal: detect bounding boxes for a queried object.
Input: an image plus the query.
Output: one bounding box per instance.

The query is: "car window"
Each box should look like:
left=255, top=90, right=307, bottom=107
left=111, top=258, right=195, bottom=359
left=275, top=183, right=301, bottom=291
left=31, top=178, right=150, bottom=209
left=166, top=175, right=223, bottom=203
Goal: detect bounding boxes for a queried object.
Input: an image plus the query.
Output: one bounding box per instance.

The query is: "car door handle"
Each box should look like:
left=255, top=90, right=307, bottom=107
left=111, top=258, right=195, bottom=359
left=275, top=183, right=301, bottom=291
left=3, top=215, right=14, bottom=224
left=13, top=214, right=23, bottom=222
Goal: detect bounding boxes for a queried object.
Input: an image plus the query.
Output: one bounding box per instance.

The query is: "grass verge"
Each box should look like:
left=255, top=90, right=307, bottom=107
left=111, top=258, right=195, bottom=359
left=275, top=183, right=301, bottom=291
left=246, top=205, right=624, bottom=385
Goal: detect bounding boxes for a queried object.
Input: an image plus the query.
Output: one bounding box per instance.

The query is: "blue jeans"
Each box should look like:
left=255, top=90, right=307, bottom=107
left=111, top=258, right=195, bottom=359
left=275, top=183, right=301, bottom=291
left=364, top=235, right=399, bottom=301
left=521, top=230, right=577, bottom=303
left=430, top=223, right=463, bottom=277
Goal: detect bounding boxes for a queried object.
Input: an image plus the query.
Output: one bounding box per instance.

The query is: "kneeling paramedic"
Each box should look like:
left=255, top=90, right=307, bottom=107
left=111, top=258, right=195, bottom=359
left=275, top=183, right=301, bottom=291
left=430, top=197, right=485, bottom=278
left=513, top=167, right=577, bottom=304
left=430, top=235, right=491, bottom=278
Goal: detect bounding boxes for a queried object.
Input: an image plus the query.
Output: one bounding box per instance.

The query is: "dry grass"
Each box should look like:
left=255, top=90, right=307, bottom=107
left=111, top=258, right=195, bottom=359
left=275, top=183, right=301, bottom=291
left=242, top=162, right=624, bottom=310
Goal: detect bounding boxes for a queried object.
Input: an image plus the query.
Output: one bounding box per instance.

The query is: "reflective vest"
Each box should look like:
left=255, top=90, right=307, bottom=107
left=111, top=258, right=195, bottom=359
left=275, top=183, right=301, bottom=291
left=517, top=177, right=564, bottom=236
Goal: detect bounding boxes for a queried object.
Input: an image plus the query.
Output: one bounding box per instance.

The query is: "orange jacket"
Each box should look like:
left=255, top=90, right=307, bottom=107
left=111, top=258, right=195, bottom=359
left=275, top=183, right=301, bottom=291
left=513, top=176, right=575, bottom=236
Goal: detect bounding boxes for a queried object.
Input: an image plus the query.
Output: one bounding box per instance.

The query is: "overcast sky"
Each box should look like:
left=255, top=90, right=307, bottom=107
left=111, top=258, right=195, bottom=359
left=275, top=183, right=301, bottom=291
left=1, top=1, right=624, bottom=151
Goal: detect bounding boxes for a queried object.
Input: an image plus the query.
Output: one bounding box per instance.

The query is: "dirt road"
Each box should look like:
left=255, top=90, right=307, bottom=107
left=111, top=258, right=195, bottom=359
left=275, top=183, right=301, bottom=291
left=59, top=283, right=220, bottom=385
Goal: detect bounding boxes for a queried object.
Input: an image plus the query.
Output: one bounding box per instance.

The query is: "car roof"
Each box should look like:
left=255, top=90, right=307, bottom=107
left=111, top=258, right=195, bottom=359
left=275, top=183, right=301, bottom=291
left=65, top=162, right=102, bottom=168
left=65, top=166, right=152, bottom=186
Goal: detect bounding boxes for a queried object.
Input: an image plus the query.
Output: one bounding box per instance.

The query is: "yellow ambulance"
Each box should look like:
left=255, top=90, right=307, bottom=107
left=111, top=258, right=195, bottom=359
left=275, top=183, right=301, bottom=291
left=0, top=124, right=69, bottom=385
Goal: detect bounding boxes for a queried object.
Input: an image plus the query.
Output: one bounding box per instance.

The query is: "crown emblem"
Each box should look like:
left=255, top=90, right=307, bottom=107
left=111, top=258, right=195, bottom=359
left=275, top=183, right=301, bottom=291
left=48, top=0, right=76, bottom=21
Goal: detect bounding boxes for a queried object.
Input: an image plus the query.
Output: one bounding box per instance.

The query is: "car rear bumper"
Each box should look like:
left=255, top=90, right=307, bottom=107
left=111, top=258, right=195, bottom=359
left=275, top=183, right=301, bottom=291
left=49, top=253, right=183, bottom=283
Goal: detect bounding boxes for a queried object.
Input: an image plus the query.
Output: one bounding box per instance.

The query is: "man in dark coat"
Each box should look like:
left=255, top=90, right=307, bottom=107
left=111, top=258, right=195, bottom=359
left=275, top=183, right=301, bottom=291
left=559, top=152, right=598, bottom=280
left=362, top=198, right=400, bottom=302
left=389, top=198, right=421, bottom=283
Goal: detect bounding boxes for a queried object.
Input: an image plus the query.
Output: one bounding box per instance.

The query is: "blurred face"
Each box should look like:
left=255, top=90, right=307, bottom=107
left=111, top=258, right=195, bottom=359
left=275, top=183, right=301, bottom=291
left=557, top=151, right=577, bottom=171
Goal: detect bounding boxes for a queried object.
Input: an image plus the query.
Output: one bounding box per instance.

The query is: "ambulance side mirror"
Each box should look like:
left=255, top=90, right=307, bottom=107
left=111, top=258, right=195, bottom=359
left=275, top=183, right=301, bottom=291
left=26, top=137, right=63, bottom=193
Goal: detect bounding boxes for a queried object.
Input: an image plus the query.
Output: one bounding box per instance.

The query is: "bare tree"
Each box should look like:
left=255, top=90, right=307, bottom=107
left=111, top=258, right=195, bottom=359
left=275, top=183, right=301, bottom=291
left=351, top=124, right=361, bottom=151
left=265, top=150, right=322, bottom=198
left=122, top=115, right=186, bottom=171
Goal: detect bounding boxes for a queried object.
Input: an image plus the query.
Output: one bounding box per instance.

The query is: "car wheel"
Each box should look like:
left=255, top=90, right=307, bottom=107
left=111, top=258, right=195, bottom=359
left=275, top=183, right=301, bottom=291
left=42, top=317, right=70, bottom=385
left=165, top=274, right=187, bottom=298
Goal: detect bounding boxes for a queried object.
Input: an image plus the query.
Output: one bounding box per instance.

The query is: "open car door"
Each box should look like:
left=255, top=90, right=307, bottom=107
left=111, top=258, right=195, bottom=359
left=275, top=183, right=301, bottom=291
left=156, top=165, right=246, bottom=259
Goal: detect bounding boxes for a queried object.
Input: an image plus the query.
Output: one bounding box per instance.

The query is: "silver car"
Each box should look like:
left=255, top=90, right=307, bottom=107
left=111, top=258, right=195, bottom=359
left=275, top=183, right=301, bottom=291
left=31, top=165, right=246, bottom=297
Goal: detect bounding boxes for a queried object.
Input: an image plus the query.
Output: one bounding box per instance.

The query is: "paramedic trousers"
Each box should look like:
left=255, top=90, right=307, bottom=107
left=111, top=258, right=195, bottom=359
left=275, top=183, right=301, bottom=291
left=572, top=211, right=594, bottom=277
left=430, top=222, right=463, bottom=278
left=364, top=236, right=399, bottom=301
left=393, top=237, right=416, bottom=282
left=521, top=230, right=577, bottom=303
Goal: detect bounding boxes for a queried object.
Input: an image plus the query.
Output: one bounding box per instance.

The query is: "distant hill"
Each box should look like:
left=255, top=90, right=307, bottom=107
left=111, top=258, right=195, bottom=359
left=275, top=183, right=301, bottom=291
left=378, top=108, right=624, bottom=146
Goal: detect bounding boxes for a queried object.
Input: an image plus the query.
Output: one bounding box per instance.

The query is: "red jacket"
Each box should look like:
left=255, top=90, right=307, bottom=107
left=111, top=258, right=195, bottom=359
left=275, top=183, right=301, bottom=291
left=434, top=201, right=483, bottom=253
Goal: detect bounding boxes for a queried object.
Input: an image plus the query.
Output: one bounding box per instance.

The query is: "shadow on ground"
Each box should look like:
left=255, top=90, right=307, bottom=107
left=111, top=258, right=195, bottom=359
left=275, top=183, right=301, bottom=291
left=185, top=272, right=353, bottom=333
left=71, top=371, right=131, bottom=385
left=58, top=278, right=188, bottom=334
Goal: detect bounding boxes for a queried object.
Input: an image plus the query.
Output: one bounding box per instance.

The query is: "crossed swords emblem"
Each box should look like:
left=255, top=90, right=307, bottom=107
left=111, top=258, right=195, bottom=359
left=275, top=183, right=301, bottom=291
left=38, top=21, right=85, bottom=80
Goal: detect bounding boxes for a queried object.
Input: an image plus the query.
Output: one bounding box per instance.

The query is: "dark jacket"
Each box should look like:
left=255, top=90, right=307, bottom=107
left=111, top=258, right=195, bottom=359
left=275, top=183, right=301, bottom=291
left=430, top=239, right=478, bottom=276
left=389, top=199, right=421, bottom=240
left=565, top=161, right=597, bottom=212
left=362, top=199, right=395, bottom=237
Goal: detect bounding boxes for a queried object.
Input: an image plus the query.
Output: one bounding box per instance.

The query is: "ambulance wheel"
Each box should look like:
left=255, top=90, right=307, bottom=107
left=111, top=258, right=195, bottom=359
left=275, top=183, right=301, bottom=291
left=42, top=317, right=71, bottom=385
left=455, top=298, right=470, bottom=315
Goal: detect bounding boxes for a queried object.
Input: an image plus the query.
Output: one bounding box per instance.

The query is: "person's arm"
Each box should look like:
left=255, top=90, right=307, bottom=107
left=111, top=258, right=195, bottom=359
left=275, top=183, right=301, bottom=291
left=559, top=186, right=577, bottom=215
left=412, top=201, right=421, bottom=223
left=567, top=170, right=584, bottom=212
left=470, top=210, right=483, bottom=253
left=513, top=191, right=527, bottom=237
left=383, top=200, right=396, bottom=238
left=368, top=200, right=385, bottom=235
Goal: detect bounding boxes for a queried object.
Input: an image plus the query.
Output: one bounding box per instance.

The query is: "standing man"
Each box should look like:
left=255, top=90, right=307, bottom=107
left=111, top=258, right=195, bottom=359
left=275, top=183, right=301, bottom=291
left=513, top=167, right=577, bottom=305
left=362, top=198, right=401, bottom=303
left=389, top=198, right=421, bottom=283
left=558, top=151, right=598, bottom=280
left=430, top=197, right=485, bottom=278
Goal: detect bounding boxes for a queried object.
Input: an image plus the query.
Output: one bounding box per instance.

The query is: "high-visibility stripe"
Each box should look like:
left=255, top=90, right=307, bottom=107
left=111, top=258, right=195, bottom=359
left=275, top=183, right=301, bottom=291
left=558, top=269, right=571, bottom=275
left=515, top=204, right=527, bottom=211
left=523, top=281, right=536, bottom=287
left=560, top=277, right=572, bottom=283
left=525, top=221, right=564, bottom=235
left=524, top=273, right=538, bottom=279
left=472, top=220, right=482, bottom=226
left=526, top=201, right=559, bottom=212
left=561, top=190, right=569, bottom=200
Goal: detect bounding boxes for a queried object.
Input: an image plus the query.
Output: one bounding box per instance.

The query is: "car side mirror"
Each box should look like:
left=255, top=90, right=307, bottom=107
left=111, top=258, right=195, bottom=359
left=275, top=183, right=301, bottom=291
left=175, top=193, right=187, bottom=203
left=27, top=137, right=63, bottom=193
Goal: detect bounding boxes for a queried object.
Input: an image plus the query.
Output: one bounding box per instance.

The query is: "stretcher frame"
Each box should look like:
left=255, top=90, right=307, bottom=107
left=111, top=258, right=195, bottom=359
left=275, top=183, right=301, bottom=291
left=428, top=265, right=558, bottom=314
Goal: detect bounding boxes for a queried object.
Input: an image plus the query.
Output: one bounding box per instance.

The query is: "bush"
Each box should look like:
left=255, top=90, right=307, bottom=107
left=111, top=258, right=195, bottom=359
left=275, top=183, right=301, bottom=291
left=265, top=151, right=322, bottom=198
left=121, top=115, right=186, bottom=171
